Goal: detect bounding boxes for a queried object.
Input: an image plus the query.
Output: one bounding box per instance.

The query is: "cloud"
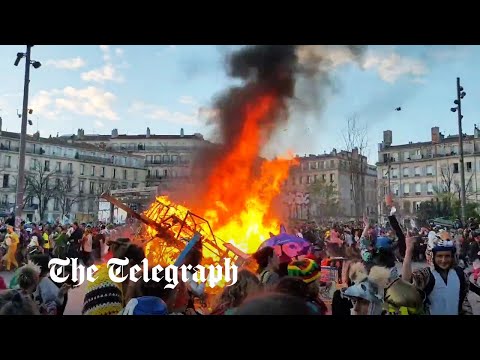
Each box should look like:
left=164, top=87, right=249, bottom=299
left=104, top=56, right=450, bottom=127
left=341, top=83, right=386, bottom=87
left=81, top=64, right=124, bottom=83
left=31, top=86, right=119, bottom=121
left=128, top=101, right=201, bottom=126
left=80, top=45, right=125, bottom=83
left=178, top=96, right=198, bottom=106
left=362, top=52, right=428, bottom=83
left=297, top=45, right=428, bottom=84
left=46, top=57, right=86, bottom=70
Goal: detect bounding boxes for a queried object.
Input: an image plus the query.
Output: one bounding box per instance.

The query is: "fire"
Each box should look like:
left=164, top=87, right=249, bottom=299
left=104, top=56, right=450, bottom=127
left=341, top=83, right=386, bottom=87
left=143, top=92, right=294, bottom=266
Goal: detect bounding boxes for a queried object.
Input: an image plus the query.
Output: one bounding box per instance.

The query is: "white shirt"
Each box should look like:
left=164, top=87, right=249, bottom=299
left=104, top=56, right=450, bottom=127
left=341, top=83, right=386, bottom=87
left=429, top=269, right=460, bottom=315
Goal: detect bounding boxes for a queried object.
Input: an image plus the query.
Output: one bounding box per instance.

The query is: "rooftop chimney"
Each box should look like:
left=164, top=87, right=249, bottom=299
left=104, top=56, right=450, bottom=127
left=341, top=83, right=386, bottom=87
left=77, top=128, right=84, bottom=139
left=180, top=128, right=184, bottom=137
left=146, top=127, right=151, bottom=138
left=111, top=128, right=118, bottom=138
left=383, top=130, right=392, bottom=147
left=431, top=126, right=441, bottom=144
left=475, top=124, right=480, bottom=139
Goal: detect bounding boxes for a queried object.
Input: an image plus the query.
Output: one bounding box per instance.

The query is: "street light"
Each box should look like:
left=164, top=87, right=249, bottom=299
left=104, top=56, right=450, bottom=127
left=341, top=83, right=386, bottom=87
left=451, top=77, right=467, bottom=225
left=14, top=45, right=41, bottom=223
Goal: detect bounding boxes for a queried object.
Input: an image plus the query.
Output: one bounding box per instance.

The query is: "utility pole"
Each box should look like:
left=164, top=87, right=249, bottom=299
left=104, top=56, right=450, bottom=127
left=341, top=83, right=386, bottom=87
left=13, top=46, right=41, bottom=223
left=15, top=45, right=32, bottom=222
left=451, top=77, right=467, bottom=225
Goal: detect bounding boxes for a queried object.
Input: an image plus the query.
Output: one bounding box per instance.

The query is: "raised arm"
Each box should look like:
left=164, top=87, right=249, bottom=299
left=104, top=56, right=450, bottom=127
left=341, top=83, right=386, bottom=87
left=402, top=236, right=415, bottom=282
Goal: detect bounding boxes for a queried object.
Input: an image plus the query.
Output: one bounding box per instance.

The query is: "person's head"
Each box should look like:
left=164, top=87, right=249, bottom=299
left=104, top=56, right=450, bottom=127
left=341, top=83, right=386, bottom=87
left=252, top=246, right=279, bottom=272
left=73, top=222, right=78, bottom=229
left=215, top=269, right=260, bottom=309
left=17, top=262, right=41, bottom=294
left=235, top=292, right=319, bottom=315
left=275, top=276, right=310, bottom=299
left=28, top=254, right=50, bottom=278
left=0, top=290, right=40, bottom=315
left=6, top=225, right=14, bottom=234
left=427, top=230, right=455, bottom=270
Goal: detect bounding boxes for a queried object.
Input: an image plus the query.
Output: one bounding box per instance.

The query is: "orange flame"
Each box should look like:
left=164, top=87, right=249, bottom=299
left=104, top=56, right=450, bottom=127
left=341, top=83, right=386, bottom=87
left=144, top=92, right=294, bottom=265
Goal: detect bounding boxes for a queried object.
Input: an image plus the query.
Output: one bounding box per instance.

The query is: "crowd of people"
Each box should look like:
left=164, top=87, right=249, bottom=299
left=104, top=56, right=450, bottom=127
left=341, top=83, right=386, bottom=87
left=1, top=193, right=480, bottom=315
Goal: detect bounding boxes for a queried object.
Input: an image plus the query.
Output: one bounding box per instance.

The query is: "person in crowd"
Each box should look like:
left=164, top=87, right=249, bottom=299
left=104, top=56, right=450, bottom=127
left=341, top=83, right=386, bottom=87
left=252, top=246, right=280, bottom=287
left=235, top=292, right=319, bottom=315
left=82, top=238, right=145, bottom=315
left=210, top=269, right=261, bottom=315
left=402, top=229, right=480, bottom=315
left=16, top=261, right=41, bottom=299
left=287, top=258, right=327, bottom=315
left=29, top=254, right=71, bottom=315
left=81, top=225, right=93, bottom=266
left=0, top=290, right=40, bottom=315
left=2, top=225, right=19, bottom=271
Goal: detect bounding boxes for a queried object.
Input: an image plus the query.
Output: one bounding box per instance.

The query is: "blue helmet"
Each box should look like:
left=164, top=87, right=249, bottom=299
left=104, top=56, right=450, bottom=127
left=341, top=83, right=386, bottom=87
left=375, top=236, right=392, bottom=250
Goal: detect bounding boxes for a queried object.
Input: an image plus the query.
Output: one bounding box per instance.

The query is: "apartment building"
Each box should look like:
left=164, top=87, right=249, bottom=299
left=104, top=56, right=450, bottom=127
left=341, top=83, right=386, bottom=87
left=0, top=130, right=147, bottom=223
left=377, top=126, right=480, bottom=219
left=283, top=148, right=378, bottom=221
left=66, top=127, right=210, bottom=192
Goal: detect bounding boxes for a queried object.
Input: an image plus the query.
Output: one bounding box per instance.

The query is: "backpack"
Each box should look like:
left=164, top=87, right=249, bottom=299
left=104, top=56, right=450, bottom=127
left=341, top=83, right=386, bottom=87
left=423, top=266, right=466, bottom=314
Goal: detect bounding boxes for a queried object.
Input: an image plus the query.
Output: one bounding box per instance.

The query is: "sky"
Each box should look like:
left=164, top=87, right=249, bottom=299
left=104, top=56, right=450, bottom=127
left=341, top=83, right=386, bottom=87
left=0, top=45, right=478, bottom=164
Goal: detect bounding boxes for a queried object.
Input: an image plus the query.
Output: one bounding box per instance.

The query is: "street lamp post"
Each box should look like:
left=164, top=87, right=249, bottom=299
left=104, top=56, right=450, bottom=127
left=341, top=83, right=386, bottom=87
left=451, top=77, right=467, bottom=225
left=14, top=45, right=41, bottom=222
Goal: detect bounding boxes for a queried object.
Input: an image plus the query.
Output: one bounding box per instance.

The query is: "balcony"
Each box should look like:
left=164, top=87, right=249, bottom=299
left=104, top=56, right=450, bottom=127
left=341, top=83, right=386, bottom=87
left=0, top=145, right=19, bottom=152
left=145, top=159, right=190, bottom=166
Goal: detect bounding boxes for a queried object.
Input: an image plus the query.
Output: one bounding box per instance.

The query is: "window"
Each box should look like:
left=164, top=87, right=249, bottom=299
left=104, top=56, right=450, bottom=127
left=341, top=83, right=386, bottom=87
left=392, top=183, right=399, bottom=196
left=55, top=178, right=61, bottom=188
left=314, top=174, right=318, bottom=183
left=415, top=183, right=421, bottom=195
left=330, top=173, right=334, bottom=182
left=403, top=183, right=410, bottom=195
left=54, top=198, right=59, bottom=211
left=414, top=167, right=421, bottom=177
left=5, top=156, right=11, bottom=168
left=426, top=165, right=433, bottom=176
left=2, top=194, right=7, bottom=205
left=91, top=166, right=95, bottom=176
left=113, top=169, right=117, bottom=178
left=391, top=168, right=398, bottom=178
left=146, top=155, right=153, bottom=163
left=44, top=160, right=50, bottom=172
left=322, top=174, right=326, bottom=181
left=89, top=182, right=95, bottom=194
left=67, top=163, right=73, bottom=174
left=172, top=155, right=178, bottom=163
left=79, top=181, right=84, bottom=193
left=80, top=164, right=85, bottom=175
left=31, top=159, right=37, bottom=170
left=164, top=169, right=168, bottom=177
left=100, top=183, right=105, bottom=192
left=330, top=160, right=335, bottom=168
left=403, top=167, right=409, bottom=177
left=319, top=161, right=324, bottom=169
left=299, top=176, right=303, bottom=185
left=467, top=162, right=472, bottom=172
left=67, top=178, right=72, bottom=192
left=134, top=170, right=138, bottom=181
left=163, top=155, right=170, bottom=163
left=453, top=163, right=459, bottom=174
left=2, top=174, right=9, bottom=188
left=404, top=151, right=410, bottom=161
left=56, top=162, right=61, bottom=172
left=123, top=169, right=127, bottom=180
left=427, top=182, right=434, bottom=195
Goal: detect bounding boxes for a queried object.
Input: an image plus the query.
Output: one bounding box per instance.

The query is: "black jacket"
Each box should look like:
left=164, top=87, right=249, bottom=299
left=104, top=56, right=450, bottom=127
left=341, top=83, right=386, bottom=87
left=388, top=214, right=406, bottom=258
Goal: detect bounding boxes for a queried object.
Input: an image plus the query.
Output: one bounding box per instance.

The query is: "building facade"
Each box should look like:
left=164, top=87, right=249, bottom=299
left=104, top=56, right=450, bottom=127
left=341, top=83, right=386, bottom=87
left=377, top=126, right=480, bottom=221
left=282, top=148, right=378, bottom=222
left=68, top=127, right=210, bottom=192
left=0, top=130, right=147, bottom=223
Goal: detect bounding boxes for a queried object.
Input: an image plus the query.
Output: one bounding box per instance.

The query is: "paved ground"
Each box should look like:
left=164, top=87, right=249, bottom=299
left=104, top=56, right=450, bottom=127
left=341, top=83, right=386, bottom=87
left=2, top=261, right=480, bottom=315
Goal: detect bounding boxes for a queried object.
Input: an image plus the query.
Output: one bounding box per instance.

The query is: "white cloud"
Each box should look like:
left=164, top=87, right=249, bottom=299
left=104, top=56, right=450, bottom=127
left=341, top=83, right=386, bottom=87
left=115, top=48, right=124, bottom=56
left=31, top=86, right=119, bottom=121
left=362, top=52, right=428, bottom=83
left=297, top=45, right=429, bottom=84
left=46, top=57, right=86, bottom=70
left=178, top=96, right=198, bottom=106
left=81, top=64, right=124, bottom=83
left=99, top=45, right=111, bottom=62
left=128, top=101, right=201, bottom=126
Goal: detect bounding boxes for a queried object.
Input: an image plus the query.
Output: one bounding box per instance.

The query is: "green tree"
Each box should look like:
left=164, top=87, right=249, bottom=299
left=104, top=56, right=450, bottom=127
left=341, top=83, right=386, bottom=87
left=308, top=179, right=341, bottom=220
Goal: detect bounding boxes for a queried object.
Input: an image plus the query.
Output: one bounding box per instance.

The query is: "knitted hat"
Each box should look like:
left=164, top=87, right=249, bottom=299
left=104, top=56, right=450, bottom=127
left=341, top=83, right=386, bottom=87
left=82, top=265, right=124, bottom=315
left=287, top=258, right=322, bottom=284
left=119, top=297, right=168, bottom=315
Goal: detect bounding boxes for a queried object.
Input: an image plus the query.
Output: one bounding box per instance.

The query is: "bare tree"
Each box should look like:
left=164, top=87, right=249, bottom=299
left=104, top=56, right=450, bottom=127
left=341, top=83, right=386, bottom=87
left=24, top=162, right=59, bottom=221
left=309, top=178, right=341, bottom=220
left=342, top=114, right=369, bottom=218
left=54, top=173, right=82, bottom=218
